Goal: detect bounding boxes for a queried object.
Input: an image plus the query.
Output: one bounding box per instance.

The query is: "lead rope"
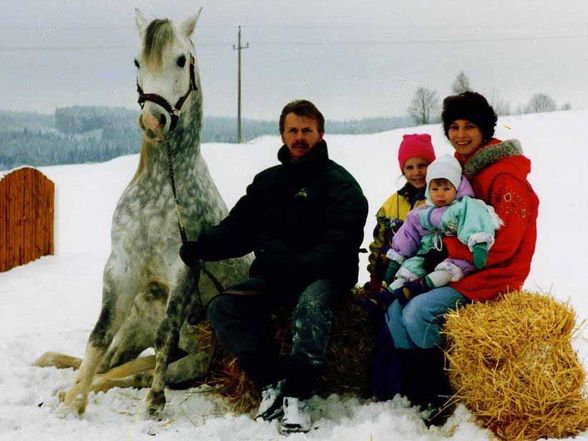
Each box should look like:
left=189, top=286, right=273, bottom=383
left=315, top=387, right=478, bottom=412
left=165, top=142, right=225, bottom=382
left=164, top=143, right=225, bottom=299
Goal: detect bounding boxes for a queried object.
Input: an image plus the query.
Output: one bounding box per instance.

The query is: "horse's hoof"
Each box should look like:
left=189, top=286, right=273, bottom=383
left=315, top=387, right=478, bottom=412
left=55, top=399, right=85, bottom=418
left=34, top=351, right=60, bottom=367
left=146, top=390, right=166, bottom=418
left=34, top=352, right=81, bottom=369
left=60, top=389, right=87, bottom=415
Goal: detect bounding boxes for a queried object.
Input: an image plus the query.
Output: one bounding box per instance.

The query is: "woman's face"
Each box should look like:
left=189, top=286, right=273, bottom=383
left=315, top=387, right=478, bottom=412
left=447, top=119, right=484, bottom=156
left=402, top=157, right=429, bottom=189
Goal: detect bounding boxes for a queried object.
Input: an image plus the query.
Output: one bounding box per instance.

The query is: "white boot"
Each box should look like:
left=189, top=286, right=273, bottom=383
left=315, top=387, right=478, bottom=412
left=279, top=397, right=311, bottom=434
left=254, top=379, right=285, bottom=421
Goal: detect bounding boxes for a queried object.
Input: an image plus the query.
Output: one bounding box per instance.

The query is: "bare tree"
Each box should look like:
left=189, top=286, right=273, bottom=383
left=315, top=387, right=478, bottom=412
left=525, top=93, right=557, bottom=113
left=561, top=103, right=572, bottom=111
left=488, top=90, right=511, bottom=116
left=407, top=87, right=439, bottom=125
left=452, top=71, right=471, bottom=94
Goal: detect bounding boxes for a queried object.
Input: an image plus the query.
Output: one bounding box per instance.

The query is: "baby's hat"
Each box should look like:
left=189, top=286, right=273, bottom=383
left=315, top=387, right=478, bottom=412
left=426, top=155, right=462, bottom=191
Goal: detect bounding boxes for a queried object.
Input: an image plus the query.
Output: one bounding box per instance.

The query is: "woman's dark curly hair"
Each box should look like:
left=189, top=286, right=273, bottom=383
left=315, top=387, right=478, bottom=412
left=442, top=91, right=497, bottom=143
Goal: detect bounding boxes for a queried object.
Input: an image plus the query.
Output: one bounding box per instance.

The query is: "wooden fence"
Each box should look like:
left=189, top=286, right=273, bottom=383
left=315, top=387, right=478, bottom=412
left=0, top=167, right=54, bottom=272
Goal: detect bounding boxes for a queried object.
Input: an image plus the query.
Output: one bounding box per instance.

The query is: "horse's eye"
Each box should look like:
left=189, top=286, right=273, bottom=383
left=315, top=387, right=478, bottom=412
left=134, top=59, right=140, bottom=68
left=176, top=55, right=186, bottom=68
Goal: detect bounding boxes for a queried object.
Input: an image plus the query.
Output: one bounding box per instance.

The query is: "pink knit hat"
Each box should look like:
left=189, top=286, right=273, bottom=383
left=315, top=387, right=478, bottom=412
left=397, top=134, right=436, bottom=172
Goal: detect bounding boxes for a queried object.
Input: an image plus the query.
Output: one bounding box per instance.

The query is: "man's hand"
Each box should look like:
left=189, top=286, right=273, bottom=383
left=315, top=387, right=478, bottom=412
left=180, top=241, right=202, bottom=267
left=472, top=243, right=489, bottom=269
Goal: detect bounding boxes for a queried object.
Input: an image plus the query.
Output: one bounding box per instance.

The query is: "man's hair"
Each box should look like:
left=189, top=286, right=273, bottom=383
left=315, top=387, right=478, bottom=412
left=429, top=177, right=455, bottom=189
left=279, top=99, right=325, bottom=134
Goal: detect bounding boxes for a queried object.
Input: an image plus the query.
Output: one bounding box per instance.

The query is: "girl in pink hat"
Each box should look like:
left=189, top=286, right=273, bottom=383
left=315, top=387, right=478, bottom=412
left=365, top=133, right=436, bottom=292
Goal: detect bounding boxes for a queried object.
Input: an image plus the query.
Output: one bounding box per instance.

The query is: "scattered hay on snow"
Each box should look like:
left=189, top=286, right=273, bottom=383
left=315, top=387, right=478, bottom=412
left=444, top=290, right=588, bottom=440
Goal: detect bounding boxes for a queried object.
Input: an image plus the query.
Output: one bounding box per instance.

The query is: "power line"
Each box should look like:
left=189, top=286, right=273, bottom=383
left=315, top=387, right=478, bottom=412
left=0, top=43, right=229, bottom=52
left=0, top=33, right=586, bottom=52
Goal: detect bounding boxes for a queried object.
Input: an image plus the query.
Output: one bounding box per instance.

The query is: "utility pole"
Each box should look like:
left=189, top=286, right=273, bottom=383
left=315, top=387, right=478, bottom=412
left=233, top=26, right=249, bottom=144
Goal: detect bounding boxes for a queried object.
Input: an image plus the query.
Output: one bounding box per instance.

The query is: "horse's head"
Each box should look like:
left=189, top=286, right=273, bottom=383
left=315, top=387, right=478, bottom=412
left=134, top=9, right=202, bottom=142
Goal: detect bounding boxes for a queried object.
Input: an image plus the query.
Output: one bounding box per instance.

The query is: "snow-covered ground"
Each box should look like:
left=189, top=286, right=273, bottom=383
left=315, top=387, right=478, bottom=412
left=1, top=110, right=586, bottom=440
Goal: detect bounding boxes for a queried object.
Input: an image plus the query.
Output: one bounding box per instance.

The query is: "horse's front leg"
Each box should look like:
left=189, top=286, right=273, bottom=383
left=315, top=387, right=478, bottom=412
left=59, top=269, right=129, bottom=415
left=145, top=298, right=184, bottom=417
left=146, top=266, right=197, bottom=417
left=60, top=297, right=118, bottom=414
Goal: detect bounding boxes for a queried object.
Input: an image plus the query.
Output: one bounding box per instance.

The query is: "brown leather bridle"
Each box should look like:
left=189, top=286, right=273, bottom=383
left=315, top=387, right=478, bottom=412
left=136, top=54, right=197, bottom=131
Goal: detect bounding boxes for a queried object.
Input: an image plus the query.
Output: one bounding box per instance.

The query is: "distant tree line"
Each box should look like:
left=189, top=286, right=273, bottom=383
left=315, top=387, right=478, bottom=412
left=0, top=107, right=411, bottom=170
left=0, top=128, right=134, bottom=170
left=406, top=71, right=572, bottom=125
left=1, top=107, right=141, bottom=171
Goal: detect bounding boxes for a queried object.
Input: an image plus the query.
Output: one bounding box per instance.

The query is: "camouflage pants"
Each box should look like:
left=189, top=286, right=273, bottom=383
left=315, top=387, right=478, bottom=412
left=207, top=278, right=339, bottom=397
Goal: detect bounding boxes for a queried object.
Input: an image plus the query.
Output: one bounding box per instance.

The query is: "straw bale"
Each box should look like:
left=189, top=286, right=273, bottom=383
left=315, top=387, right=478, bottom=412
left=443, top=290, right=588, bottom=440
left=197, top=290, right=375, bottom=414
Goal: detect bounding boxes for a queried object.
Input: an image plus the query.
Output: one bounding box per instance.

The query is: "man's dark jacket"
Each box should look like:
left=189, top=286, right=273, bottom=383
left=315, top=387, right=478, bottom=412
left=198, top=140, right=368, bottom=290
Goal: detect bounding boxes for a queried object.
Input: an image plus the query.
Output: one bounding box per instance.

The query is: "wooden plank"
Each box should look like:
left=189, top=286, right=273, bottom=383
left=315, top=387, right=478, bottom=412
left=29, top=170, right=35, bottom=261
left=36, top=171, right=42, bottom=258
left=8, top=172, right=15, bottom=269
left=16, top=170, right=23, bottom=265
left=34, top=171, right=41, bottom=259
left=30, top=169, right=37, bottom=261
left=19, top=170, right=25, bottom=265
left=0, top=178, right=6, bottom=271
left=48, top=178, right=55, bottom=255
left=24, top=169, right=31, bottom=263
left=48, top=181, right=55, bottom=254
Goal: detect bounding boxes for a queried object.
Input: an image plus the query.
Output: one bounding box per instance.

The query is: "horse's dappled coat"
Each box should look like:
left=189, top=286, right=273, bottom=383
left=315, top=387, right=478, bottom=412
left=57, top=9, right=251, bottom=416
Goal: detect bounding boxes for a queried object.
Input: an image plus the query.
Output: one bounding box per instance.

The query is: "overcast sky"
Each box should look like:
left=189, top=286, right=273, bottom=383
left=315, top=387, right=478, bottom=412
left=2, top=0, right=588, bottom=120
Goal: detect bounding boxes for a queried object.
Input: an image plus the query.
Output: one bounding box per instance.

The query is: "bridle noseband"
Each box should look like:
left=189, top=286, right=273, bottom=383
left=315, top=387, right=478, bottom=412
left=136, top=54, right=197, bottom=131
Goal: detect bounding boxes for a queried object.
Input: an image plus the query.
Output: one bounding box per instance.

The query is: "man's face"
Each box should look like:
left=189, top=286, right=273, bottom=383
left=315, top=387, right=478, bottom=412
left=281, top=113, right=323, bottom=161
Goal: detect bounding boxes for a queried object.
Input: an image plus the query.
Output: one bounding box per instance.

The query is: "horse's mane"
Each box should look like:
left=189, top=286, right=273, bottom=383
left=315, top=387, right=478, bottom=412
left=132, top=138, right=150, bottom=182
left=143, top=19, right=175, bottom=70
left=133, top=18, right=177, bottom=182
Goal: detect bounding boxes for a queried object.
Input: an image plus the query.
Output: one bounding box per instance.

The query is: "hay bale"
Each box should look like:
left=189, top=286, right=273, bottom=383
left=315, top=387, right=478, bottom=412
left=199, top=290, right=375, bottom=414
left=444, top=290, right=588, bottom=440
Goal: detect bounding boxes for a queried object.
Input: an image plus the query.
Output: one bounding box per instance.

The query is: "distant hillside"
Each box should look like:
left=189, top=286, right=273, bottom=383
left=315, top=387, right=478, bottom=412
left=0, top=107, right=411, bottom=170
left=0, top=110, right=55, bottom=133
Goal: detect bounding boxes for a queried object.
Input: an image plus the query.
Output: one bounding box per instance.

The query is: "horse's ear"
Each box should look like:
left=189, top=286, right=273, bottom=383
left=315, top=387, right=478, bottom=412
left=134, top=8, right=148, bottom=37
left=181, top=7, right=203, bottom=37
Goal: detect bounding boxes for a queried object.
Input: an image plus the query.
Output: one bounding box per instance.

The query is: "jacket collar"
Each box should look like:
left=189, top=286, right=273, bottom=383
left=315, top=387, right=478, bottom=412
left=461, top=139, right=523, bottom=177
left=277, top=139, right=329, bottom=171
left=398, top=183, right=426, bottom=208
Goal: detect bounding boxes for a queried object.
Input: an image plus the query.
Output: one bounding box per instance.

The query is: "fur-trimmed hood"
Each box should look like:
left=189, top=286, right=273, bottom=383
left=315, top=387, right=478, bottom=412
left=461, top=139, right=524, bottom=177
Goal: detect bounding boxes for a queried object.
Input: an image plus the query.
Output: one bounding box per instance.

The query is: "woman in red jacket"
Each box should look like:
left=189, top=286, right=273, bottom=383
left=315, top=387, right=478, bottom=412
left=385, top=91, right=539, bottom=424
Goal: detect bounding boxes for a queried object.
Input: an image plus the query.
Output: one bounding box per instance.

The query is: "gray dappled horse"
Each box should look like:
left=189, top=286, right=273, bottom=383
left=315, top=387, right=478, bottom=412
left=47, top=9, right=250, bottom=416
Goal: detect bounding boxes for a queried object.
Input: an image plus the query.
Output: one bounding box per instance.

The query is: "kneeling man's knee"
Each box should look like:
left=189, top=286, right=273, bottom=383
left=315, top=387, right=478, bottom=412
left=206, top=295, right=230, bottom=326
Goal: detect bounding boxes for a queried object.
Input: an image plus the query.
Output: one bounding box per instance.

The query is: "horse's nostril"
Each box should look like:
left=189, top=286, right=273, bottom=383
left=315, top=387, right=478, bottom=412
left=159, top=113, right=167, bottom=127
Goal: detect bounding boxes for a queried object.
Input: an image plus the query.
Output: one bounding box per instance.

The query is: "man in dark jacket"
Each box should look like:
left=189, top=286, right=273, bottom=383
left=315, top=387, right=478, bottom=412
left=179, top=99, right=368, bottom=433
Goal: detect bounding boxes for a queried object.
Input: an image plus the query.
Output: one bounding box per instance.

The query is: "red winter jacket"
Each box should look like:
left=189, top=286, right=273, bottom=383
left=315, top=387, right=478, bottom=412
left=444, top=139, right=539, bottom=301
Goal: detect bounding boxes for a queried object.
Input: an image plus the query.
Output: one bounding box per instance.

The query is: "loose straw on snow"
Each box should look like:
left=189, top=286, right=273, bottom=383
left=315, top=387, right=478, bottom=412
left=443, top=290, right=588, bottom=440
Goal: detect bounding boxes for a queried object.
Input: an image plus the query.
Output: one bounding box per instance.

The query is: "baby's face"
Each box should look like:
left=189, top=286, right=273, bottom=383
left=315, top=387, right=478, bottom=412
left=429, top=181, right=457, bottom=207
